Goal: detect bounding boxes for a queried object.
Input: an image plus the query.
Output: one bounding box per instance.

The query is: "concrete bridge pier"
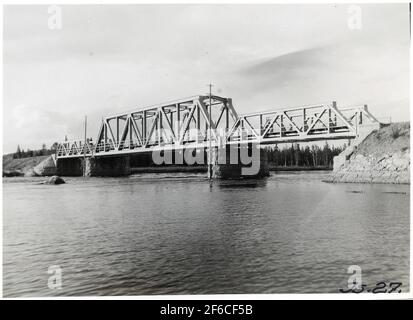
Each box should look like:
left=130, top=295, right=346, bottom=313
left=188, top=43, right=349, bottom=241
left=212, top=144, right=269, bottom=179
left=84, top=155, right=131, bottom=177
left=56, top=155, right=131, bottom=177
left=56, top=158, right=83, bottom=176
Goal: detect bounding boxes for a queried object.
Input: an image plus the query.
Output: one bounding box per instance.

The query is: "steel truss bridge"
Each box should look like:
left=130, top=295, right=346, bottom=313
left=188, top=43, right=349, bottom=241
left=56, top=95, right=379, bottom=159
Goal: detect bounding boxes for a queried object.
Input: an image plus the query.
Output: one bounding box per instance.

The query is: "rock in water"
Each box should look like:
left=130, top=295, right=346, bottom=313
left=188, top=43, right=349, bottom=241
left=45, top=175, right=65, bottom=185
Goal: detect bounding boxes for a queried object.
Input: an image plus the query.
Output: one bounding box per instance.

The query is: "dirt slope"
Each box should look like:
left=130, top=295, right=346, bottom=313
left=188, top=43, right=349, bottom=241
left=326, top=122, right=410, bottom=184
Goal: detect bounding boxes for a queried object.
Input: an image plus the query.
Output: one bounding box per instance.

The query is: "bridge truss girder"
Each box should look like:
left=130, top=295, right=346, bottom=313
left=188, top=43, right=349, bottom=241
left=226, top=102, right=378, bottom=145
left=56, top=95, right=239, bottom=158
left=55, top=97, right=379, bottom=158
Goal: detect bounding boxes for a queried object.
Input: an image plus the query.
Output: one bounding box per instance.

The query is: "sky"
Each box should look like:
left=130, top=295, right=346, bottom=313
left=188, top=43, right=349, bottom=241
left=3, top=4, right=410, bottom=154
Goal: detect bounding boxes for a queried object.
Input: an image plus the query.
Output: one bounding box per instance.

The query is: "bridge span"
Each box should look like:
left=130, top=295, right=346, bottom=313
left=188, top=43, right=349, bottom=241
left=56, top=95, right=380, bottom=160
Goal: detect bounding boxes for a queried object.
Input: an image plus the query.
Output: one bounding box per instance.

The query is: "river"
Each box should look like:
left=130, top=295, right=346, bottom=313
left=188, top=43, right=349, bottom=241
left=2, top=171, right=410, bottom=296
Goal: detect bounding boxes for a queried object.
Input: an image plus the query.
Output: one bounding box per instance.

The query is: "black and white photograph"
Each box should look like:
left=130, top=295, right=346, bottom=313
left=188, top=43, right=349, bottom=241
left=1, top=1, right=411, bottom=303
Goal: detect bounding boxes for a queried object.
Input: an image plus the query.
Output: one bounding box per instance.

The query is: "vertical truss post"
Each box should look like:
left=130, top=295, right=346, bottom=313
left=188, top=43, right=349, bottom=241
left=225, top=102, right=229, bottom=133
left=328, top=107, right=331, bottom=133
left=143, top=110, right=147, bottom=146
left=169, top=110, right=173, bottom=144
left=116, top=117, right=119, bottom=147
left=104, top=121, right=107, bottom=152
left=176, top=104, right=180, bottom=145
left=208, top=84, right=213, bottom=179
left=303, top=108, right=306, bottom=131
left=280, top=114, right=283, bottom=137
left=158, top=110, right=162, bottom=146
left=129, top=117, right=133, bottom=148
left=196, top=103, right=201, bottom=143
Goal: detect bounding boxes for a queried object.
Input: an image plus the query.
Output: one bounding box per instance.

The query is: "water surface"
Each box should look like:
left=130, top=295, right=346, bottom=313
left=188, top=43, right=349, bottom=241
left=3, top=172, right=410, bottom=296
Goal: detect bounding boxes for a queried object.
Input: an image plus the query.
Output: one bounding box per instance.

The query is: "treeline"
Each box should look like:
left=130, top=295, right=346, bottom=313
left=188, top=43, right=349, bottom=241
left=11, top=142, right=345, bottom=168
left=265, top=143, right=345, bottom=168
left=12, top=143, right=59, bottom=159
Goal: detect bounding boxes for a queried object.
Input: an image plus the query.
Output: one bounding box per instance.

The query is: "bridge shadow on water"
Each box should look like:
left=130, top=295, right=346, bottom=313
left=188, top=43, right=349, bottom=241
left=214, top=178, right=268, bottom=189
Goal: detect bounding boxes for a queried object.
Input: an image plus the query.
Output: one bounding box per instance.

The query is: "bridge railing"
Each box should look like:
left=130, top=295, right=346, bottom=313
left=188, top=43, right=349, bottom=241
left=56, top=139, right=94, bottom=158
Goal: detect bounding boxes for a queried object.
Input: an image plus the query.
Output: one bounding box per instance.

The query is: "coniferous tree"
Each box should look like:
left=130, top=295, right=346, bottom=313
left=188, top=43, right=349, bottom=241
left=266, top=143, right=344, bottom=168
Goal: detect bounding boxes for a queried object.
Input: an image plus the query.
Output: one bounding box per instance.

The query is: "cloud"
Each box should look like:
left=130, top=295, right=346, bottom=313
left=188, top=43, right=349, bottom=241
left=232, top=39, right=409, bottom=118
left=7, top=104, right=80, bottom=150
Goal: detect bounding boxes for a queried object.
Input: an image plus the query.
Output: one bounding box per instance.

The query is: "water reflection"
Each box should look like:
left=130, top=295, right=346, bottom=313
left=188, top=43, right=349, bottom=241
left=215, top=179, right=268, bottom=189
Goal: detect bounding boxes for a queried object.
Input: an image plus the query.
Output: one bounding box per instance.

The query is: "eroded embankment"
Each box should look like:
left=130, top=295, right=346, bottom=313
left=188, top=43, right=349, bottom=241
left=2, top=155, right=56, bottom=177
left=325, top=122, right=410, bottom=184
